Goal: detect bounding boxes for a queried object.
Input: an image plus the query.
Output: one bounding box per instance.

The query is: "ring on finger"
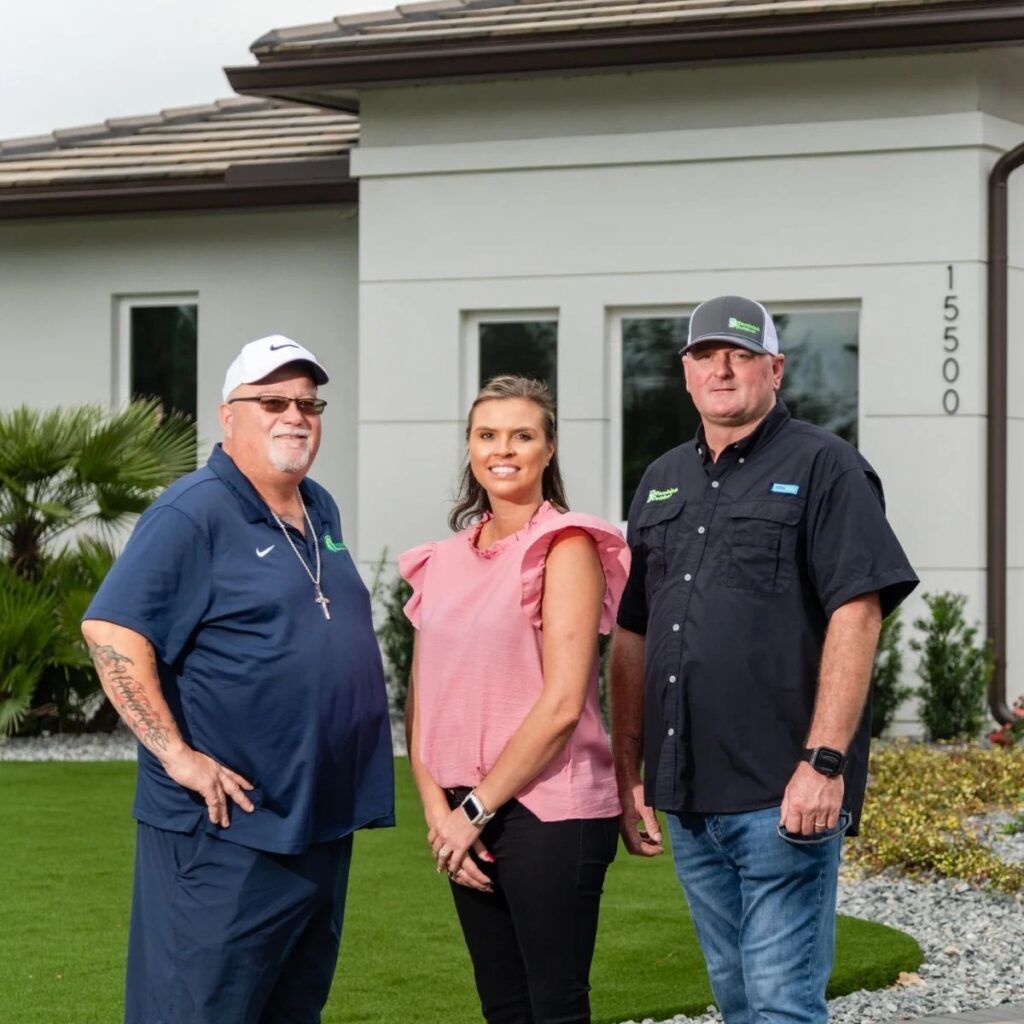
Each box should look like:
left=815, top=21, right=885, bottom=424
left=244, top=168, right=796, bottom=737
left=437, top=846, right=452, bottom=861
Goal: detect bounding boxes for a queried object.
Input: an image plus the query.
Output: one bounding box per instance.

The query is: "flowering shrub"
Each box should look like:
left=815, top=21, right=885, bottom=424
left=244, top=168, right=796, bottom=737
left=988, top=696, right=1024, bottom=748
left=850, top=743, right=1024, bottom=892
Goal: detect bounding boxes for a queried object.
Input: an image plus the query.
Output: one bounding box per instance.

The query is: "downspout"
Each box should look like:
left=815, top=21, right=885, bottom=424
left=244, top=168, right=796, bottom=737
left=986, top=139, right=1024, bottom=725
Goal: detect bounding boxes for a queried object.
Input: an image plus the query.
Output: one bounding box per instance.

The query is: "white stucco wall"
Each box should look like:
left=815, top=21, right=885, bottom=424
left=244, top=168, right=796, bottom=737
left=0, top=206, right=362, bottom=548
left=351, top=48, right=1024, bottom=723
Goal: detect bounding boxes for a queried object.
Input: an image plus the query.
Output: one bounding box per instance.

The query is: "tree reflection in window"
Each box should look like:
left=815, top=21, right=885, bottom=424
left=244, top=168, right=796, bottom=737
left=479, top=321, right=558, bottom=394
left=130, top=304, right=198, bottom=421
left=621, top=310, right=858, bottom=518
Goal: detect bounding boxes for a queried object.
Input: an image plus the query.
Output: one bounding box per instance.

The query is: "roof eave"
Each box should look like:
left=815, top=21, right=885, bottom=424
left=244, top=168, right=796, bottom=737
left=0, top=172, right=358, bottom=221
left=225, top=2, right=1024, bottom=107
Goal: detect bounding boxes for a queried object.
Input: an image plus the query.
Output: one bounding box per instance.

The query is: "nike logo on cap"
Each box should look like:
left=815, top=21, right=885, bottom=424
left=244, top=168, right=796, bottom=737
left=269, top=342, right=298, bottom=351
left=256, top=545, right=275, bottom=558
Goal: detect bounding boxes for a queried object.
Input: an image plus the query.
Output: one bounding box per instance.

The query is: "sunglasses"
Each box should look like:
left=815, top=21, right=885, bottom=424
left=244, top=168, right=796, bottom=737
left=228, top=395, right=327, bottom=416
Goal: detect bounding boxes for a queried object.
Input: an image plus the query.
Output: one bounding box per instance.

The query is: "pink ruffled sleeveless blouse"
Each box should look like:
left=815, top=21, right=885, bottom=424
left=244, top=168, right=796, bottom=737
left=398, top=502, right=630, bottom=822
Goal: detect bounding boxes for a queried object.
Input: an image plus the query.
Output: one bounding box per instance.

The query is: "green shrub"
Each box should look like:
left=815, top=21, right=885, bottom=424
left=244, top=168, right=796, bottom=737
left=870, top=611, right=911, bottom=738
left=0, top=564, right=58, bottom=734
left=0, top=539, right=118, bottom=736
left=910, top=592, right=992, bottom=741
left=371, top=551, right=415, bottom=713
left=0, top=400, right=196, bottom=733
left=851, top=743, right=1024, bottom=892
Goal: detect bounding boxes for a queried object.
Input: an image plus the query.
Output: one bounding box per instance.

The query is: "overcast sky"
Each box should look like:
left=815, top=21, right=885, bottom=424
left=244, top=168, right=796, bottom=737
left=0, top=0, right=396, bottom=141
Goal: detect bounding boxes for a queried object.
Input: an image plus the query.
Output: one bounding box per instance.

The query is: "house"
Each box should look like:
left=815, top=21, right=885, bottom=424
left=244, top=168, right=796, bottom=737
left=0, top=98, right=362, bottom=511
left=3, top=0, right=1024, bottom=726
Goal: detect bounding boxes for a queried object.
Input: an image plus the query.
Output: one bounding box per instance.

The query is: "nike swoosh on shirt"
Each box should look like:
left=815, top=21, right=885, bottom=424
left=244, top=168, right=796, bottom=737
left=256, top=546, right=275, bottom=558
left=269, top=343, right=298, bottom=351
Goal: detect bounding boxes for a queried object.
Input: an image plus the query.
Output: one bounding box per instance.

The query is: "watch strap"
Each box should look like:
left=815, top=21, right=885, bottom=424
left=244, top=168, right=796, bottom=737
left=460, top=790, right=496, bottom=827
left=801, top=746, right=847, bottom=777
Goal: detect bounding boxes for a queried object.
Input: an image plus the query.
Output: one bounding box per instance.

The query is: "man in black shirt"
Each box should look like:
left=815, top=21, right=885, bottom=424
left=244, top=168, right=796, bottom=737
left=611, top=295, right=917, bottom=1024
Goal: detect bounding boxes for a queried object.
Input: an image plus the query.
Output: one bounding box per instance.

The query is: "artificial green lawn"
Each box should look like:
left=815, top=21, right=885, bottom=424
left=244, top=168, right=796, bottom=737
left=1, top=761, right=921, bottom=1024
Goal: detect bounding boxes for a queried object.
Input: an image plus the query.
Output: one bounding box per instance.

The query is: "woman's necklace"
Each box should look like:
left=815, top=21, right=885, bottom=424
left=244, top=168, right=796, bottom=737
left=268, top=497, right=331, bottom=620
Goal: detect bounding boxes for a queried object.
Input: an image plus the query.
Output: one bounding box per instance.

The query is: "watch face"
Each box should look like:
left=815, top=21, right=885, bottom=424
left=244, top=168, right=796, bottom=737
left=462, top=795, right=483, bottom=822
left=812, top=748, right=844, bottom=775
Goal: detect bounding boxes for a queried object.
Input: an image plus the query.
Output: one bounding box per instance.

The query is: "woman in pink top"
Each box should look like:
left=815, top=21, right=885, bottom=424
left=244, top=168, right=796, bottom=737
left=399, top=375, right=629, bottom=1024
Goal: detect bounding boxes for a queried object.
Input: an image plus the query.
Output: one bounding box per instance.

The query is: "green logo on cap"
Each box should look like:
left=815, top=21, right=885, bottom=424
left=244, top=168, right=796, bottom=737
left=728, top=316, right=760, bottom=336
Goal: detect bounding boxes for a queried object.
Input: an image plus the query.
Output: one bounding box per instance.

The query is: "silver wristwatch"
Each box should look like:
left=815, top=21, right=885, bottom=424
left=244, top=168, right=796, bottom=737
left=460, top=789, right=496, bottom=827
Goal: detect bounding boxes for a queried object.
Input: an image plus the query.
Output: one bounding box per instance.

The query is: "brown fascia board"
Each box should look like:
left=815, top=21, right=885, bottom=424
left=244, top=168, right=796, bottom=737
left=225, top=2, right=1024, bottom=105
left=0, top=173, right=358, bottom=221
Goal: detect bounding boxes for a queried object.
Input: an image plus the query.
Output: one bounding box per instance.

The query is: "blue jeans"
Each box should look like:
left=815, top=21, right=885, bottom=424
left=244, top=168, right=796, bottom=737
left=667, top=806, right=843, bottom=1024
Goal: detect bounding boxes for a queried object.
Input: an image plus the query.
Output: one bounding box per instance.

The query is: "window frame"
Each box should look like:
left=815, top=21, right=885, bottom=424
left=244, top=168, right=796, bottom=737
left=114, top=294, right=198, bottom=408
left=460, top=309, right=560, bottom=411
left=610, top=300, right=861, bottom=526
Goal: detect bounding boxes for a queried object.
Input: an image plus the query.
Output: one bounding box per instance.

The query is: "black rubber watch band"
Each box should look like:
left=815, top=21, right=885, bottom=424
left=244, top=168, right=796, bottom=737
left=801, top=746, right=847, bottom=778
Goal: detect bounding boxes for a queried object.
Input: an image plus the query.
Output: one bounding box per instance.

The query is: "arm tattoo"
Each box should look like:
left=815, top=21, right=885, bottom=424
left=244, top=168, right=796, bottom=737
left=87, top=643, right=173, bottom=756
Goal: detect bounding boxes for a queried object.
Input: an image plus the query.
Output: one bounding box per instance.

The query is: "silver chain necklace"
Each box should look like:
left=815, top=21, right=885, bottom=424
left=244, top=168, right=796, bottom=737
left=268, top=498, right=331, bottom=620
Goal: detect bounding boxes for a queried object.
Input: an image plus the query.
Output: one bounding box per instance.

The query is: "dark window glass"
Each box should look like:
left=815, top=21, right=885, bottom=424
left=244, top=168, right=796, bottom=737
left=479, top=321, right=557, bottom=394
left=130, top=304, right=198, bottom=421
left=622, top=316, right=694, bottom=520
left=773, top=312, right=858, bottom=447
left=621, top=310, right=859, bottom=518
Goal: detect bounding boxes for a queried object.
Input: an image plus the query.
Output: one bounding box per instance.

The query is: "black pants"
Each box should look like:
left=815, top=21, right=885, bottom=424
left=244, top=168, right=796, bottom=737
left=446, top=792, right=618, bottom=1024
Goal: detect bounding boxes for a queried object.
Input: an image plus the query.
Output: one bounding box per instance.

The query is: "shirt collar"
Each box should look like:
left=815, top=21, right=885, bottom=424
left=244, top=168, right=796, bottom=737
left=695, top=400, right=791, bottom=465
left=207, top=444, right=324, bottom=527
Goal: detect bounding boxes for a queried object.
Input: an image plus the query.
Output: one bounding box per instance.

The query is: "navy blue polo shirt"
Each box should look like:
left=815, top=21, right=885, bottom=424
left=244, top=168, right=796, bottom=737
left=85, top=445, right=395, bottom=854
left=617, top=402, right=918, bottom=833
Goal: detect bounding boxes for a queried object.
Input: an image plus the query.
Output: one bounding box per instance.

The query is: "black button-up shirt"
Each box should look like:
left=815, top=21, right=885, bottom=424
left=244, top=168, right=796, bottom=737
left=617, top=402, right=918, bottom=832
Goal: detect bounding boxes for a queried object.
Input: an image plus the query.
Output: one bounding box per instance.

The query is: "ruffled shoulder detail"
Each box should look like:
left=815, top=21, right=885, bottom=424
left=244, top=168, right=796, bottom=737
left=520, top=513, right=630, bottom=633
left=397, top=541, right=437, bottom=629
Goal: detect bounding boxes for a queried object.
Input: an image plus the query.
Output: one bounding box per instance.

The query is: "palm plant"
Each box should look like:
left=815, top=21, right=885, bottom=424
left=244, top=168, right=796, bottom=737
left=0, top=400, right=196, bottom=578
left=0, top=563, right=58, bottom=734
left=0, top=400, right=196, bottom=733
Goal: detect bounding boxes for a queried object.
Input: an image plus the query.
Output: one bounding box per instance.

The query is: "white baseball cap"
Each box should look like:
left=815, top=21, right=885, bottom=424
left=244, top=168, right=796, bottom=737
left=222, top=335, right=329, bottom=401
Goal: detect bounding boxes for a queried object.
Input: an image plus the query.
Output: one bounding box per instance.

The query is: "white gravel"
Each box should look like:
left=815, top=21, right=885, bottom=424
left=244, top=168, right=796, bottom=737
left=6, top=734, right=1023, bottom=1022
left=0, top=728, right=138, bottom=761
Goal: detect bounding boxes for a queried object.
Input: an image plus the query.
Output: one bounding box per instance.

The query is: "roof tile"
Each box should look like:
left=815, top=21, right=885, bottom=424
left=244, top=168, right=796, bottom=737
left=249, top=0, right=981, bottom=55
left=0, top=98, right=358, bottom=192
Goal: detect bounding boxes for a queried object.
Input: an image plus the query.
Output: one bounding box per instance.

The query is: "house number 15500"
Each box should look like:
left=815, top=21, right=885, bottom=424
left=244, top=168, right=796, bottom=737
left=943, top=265, right=960, bottom=414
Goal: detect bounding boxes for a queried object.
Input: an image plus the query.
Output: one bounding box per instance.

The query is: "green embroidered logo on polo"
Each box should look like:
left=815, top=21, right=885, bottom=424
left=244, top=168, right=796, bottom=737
left=646, top=487, right=680, bottom=503
left=728, top=316, right=760, bottom=336
left=323, top=533, right=346, bottom=552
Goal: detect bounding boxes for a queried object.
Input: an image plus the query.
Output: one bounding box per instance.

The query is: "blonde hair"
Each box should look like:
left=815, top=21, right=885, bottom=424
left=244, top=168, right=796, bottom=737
left=449, top=376, right=568, bottom=532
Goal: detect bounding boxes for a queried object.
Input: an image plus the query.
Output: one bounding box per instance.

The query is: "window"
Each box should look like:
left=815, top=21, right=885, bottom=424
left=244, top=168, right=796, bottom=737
left=464, top=316, right=558, bottom=401
left=117, top=298, right=198, bottom=421
left=615, top=307, right=859, bottom=518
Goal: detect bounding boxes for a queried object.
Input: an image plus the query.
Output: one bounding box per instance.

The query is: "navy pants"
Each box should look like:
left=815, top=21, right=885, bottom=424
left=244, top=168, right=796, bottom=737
left=447, top=796, right=619, bottom=1024
left=125, top=822, right=353, bottom=1024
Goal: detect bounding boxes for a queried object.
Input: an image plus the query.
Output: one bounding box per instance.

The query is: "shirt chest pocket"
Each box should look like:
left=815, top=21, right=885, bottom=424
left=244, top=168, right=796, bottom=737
left=724, top=499, right=803, bottom=594
left=636, top=498, right=686, bottom=597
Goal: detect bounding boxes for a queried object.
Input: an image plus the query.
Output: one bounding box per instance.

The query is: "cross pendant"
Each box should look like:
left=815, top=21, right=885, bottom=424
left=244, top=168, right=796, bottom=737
left=315, top=591, right=332, bottom=620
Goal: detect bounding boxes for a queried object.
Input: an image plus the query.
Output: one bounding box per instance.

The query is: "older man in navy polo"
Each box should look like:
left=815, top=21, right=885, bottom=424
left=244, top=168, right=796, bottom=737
left=82, top=336, right=394, bottom=1024
left=611, top=297, right=917, bottom=1024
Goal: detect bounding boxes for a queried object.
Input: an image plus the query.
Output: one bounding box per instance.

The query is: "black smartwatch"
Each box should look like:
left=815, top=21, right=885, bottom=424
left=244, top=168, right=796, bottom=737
left=801, top=746, right=847, bottom=778
left=460, top=790, right=496, bottom=827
